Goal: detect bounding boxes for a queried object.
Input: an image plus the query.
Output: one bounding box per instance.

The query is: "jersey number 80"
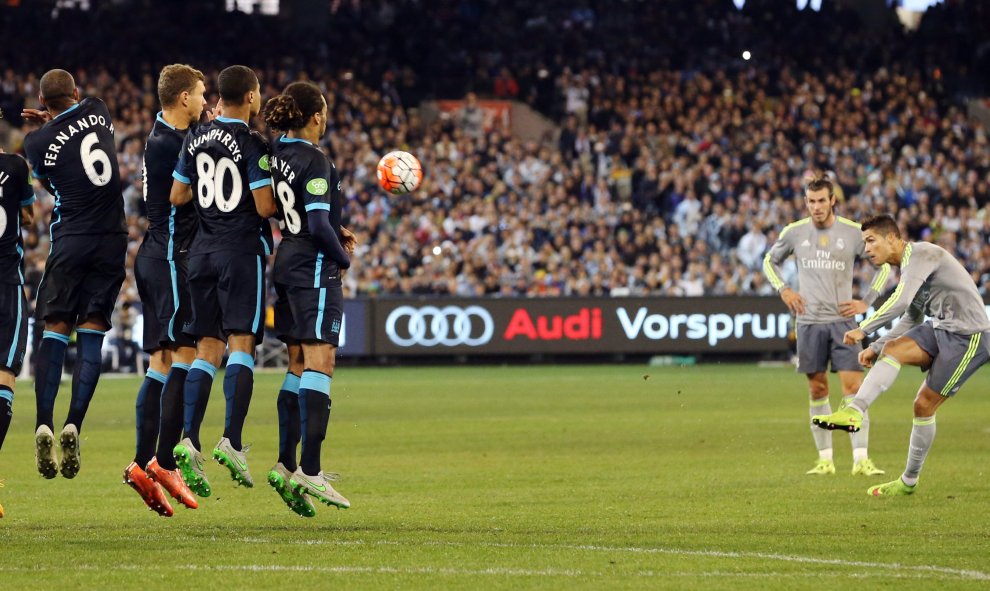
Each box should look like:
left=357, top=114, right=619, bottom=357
left=196, top=153, right=242, bottom=212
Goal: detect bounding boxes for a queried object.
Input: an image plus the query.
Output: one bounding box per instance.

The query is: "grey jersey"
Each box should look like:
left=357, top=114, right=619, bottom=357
left=764, top=216, right=890, bottom=325
left=861, top=241, right=990, bottom=338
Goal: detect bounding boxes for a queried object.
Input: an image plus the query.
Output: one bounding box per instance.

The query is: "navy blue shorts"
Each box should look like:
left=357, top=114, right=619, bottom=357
left=184, top=250, right=265, bottom=342
left=35, top=234, right=126, bottom=327
left=0, top=283, right=28, bottom=373
left=135, top=255, right=196, bottom=352
left=273, top=280, right=343, bottom=346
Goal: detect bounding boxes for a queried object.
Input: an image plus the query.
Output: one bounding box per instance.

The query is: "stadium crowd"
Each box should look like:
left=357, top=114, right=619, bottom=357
left=1, top=0, right=989, bottom=341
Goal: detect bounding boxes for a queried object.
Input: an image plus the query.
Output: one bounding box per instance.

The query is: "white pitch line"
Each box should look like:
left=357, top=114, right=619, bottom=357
left=8, top=535, right=984, bottom=581
left=0, top=564, right=979, bottom=580
left=233, top=537, right=990, bottom=581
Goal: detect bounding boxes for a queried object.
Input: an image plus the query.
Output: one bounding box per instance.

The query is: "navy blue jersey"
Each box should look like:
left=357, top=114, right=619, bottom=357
left=22, top=97, right=127, bottom=239
left=139, top=113, right=198, bottom=261
left=0, top=154, right=36, bottom=285
left=173, top=116, right=274, bottom=256
left=271, top=136, right=343, bottom=288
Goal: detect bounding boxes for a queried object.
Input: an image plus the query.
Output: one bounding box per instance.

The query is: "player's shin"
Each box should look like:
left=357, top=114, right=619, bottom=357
left=34, top=331, right=69, bottom=430
left=155, top=362, right=189, bottom=470
left=299, top=370, right=331, bottom=476
left=134, top=370, right=166, bottom=467
left=809, top=398, right=832, bottom=459
left=0, top=387, right=12, bottom=452
left=222, top=352, right=254, bottom=451
left=64, top=329, right=106, bottom=431
left=849, top=356, right=901, bottom=413
left=276, top=373, right=301, bottom=471
left=183, top=359, right=217, bottom=450
left=902, top=416, right=936, bottom=486
left=846, top=394, right=870, bottom=462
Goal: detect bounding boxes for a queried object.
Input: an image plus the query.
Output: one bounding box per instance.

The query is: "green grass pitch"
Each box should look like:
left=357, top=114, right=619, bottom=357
left=1, top=364, right=989, bottom=589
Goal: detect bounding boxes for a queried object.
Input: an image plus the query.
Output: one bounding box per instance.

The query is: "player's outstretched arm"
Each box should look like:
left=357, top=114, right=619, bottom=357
left=20, top=108, right=52, bottom=125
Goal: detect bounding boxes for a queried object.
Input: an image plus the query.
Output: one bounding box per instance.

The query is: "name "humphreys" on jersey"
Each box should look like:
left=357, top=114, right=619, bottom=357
left=43, top=114, right=115, bottom=167
left=187, top=128, right=243, bottom=162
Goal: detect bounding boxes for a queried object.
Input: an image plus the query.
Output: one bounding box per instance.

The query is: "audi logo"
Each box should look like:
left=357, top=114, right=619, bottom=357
left=385, top=305, right=495, bottom=347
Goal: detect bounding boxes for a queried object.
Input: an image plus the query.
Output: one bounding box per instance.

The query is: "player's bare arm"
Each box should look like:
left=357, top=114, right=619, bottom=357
left=20, top=108, right=52, bottom=124
left=839, top=299, right=868, bottom=317
left=779, top=287, right=806, bottom=315
left=341, top=226, right=357, bottom=254
left=843, top=328, right=865, bottom=345
left=858, top=347, right=877, bottom=368
left=20, top=205, right=34, bottom=227
left=169, top=178, right=192, bottom=206
left=251, top=185, right=276, bottom=218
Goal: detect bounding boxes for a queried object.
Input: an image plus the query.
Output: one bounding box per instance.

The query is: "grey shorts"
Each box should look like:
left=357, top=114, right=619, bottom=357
left=796, top=320, right=862, bottom=374
left=904, top=322, right=990, bottom=397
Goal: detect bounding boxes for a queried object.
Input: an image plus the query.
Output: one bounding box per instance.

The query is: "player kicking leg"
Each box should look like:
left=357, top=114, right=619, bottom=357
left=813, top=215, right=990, bottom=496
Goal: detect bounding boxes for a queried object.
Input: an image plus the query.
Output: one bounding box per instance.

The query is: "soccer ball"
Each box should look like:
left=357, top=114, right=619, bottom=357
left=377, top=150, right=423, bottom=195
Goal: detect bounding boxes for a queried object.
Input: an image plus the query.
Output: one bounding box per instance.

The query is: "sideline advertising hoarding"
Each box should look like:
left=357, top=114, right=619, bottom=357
left=373, top=297, right=792, bottom=356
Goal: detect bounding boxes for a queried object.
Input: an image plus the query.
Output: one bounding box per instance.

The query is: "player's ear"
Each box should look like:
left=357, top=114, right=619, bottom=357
left=72, top=87, right=80, bottom=101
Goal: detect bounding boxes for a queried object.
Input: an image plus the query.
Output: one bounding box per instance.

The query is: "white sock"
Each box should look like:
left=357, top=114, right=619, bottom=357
left=901, top=416, right=936, bottom=486
left=847, top=395, right=870, bottom=462
left=809, top=397, right=832, bottom=459
left=850, top=356, right=902, bottom=413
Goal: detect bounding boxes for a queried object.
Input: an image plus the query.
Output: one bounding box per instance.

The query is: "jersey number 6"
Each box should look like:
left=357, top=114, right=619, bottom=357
left=80, top=132, right=112, bottom=187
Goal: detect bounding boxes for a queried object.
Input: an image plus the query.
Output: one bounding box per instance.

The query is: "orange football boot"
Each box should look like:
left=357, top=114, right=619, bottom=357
left=145, top=457, right=198, bottom=509
left=124, top=462, right=173, bottom=517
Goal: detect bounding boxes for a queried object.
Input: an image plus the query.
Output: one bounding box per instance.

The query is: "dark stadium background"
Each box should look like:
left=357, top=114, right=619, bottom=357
left=1, top=0, right=988, bottom=369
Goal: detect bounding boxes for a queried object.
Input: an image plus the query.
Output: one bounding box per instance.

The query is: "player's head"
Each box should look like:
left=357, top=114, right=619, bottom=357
left=39, top=69, right=79, bottom=113
left=158, top=64, right=207, bottom=126
left=861, top=214, right=902, bottom=265
left=803, top=173, right=835, bottom=225
left=218, top=65, right=261, bottom=116
left=262, top=81, right=327, bottom=136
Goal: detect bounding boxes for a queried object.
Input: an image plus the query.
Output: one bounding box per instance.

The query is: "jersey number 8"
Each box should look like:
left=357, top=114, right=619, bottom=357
left=196, top=153, right=242, bottom=212
left=275, top=181, right=301, bottom=235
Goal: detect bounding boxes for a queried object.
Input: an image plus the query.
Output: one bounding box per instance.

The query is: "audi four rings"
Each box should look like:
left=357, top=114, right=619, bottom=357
left=385, top=305, right=495, bottom=347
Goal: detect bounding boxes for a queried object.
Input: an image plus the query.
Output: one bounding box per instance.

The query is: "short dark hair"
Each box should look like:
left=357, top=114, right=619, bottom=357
left=804, top=172, right=834, bottom=197
left=158, top=64, right=205, bottom=108
left=861, top=214, right=900, bottom=238
left=262, top=81, right=324, bottom=131
left=218, top=65, right=258, bottom=105
left=40, top=69, right=76, bottom=111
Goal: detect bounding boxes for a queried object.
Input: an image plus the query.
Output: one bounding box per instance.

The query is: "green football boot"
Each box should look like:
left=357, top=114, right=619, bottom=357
left=213, top=437, right=254, bottom=487
left=812, top=404, right=863, bottom=432
left=868, top=478, right=916, bottom=497
left=268, top=463, right=316, bottom=518
left=806, top=459, right=835, bottom=475
left=173, top=437, right=212, bottom=497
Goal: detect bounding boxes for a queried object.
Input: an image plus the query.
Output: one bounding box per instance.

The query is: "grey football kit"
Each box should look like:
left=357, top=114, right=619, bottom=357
left=861, top=241, right=990, bottom=396
left=764, top=216, right=891, bottom=373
